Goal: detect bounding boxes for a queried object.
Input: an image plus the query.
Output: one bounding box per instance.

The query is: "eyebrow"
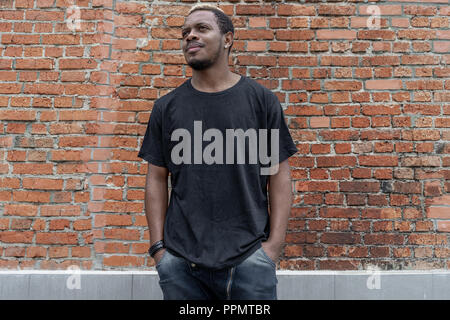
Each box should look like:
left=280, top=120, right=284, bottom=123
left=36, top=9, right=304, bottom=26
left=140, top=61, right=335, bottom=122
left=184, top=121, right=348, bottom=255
left=181, top=22, right=211, bottom=32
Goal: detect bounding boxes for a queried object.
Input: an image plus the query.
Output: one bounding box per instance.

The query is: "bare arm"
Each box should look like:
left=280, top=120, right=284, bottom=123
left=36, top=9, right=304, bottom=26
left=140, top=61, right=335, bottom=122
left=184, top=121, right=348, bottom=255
left=261, top=158, right=293, bottom=263
left=144, top=163, right=169, bottom=263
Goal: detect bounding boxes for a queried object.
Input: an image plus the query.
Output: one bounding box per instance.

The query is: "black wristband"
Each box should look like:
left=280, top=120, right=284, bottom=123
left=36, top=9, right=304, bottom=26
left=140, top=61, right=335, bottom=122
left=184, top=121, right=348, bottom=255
left=149, top=240, right=165, bottom=258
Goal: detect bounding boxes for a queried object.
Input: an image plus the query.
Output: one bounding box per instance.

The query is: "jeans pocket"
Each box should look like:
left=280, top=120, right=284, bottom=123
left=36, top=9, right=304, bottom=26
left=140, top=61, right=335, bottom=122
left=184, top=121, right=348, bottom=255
left=259, top=247, right=276, bottom=268
left=156, top=249, right=169, bottom=269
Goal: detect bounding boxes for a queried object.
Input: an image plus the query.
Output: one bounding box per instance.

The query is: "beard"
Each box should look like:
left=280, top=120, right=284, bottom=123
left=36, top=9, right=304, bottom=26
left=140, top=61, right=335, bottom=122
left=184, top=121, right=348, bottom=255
left=187, top=42, right=222, bottom=70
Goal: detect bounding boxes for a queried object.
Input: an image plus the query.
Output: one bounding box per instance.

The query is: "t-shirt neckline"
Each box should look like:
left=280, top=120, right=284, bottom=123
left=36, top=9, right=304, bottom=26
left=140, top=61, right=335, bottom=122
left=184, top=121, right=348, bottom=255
left=187, top=75, right=245, bottom=96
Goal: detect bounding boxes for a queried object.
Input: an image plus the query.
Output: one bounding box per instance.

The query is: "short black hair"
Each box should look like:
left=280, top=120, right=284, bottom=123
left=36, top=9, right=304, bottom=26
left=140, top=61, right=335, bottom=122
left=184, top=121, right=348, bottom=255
left=187, top=4, right=234, bottom=56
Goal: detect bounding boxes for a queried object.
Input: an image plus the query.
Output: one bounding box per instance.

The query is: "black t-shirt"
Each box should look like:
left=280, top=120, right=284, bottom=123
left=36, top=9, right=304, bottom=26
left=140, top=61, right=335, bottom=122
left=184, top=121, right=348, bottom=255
left=138, top=75, right=298, bottom=269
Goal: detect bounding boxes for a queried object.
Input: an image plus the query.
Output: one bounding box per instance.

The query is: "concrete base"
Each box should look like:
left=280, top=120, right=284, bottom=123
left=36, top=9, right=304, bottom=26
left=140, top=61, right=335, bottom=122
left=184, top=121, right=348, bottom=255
left=0, top=270, right=449, bottom=300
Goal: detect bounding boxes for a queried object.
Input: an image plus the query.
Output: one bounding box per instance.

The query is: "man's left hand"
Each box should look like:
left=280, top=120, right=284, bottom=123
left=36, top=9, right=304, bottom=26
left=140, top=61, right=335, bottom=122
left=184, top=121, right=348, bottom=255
left=261, top=240, right=282, bottom=265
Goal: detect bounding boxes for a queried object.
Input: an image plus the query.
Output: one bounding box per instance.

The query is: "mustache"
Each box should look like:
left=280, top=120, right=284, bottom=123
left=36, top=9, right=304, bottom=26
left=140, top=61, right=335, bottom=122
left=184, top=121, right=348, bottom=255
left=186, top=42, right=203, bottom=50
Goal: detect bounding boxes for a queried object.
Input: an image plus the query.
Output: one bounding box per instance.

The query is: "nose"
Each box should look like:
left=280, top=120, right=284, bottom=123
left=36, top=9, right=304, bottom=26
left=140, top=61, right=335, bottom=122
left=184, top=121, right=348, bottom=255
left=185, top=29, right=199, bottom=41
left=184, top=31, right=200, bottom=51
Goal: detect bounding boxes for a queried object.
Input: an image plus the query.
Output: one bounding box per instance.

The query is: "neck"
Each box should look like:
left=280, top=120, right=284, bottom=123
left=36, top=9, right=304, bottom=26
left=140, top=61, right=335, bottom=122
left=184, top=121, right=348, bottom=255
left=191, top=64, right=238, bottom=92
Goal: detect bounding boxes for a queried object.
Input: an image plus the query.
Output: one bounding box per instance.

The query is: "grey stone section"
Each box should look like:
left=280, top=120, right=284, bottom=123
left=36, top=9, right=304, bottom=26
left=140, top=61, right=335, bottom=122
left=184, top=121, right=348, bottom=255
left=0, top=273, right=29, bottom=300
left=0, top=271, right=449, bottom=300
left=277, top=272, right=334, bottom=300
left=432, top=272, right=450, bottom=300
left=333, top=271, right=434, bottom=300
left=132, top=272, right=163, bottom=300
left=28, top=273, right=133, bottom=300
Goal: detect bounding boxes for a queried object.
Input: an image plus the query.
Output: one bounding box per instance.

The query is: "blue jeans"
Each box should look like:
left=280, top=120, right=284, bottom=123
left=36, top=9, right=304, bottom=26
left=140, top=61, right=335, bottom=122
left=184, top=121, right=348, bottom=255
left=155, top=246, right=278, bottom=300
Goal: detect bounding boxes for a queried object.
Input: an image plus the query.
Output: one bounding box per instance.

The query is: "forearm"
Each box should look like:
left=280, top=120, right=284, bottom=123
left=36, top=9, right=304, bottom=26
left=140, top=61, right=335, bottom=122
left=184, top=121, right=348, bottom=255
left=145, top=176, right=168, bottom=246
left=267, top=161, right=293, bottom=248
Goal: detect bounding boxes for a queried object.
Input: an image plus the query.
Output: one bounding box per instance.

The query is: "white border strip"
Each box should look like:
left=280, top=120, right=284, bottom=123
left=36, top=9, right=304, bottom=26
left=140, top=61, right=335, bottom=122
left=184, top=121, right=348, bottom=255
left=0, top=270, right=448, bottom=275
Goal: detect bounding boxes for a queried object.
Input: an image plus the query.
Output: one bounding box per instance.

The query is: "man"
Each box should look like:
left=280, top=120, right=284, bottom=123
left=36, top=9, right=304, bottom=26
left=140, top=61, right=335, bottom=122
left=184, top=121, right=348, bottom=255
left=138, top=4, right=298, bottom=300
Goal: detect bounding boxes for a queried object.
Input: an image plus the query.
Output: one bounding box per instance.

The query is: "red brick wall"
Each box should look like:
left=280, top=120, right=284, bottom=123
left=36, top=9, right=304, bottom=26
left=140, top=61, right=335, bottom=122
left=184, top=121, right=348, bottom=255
left=0, top=0, right=449, bottom=270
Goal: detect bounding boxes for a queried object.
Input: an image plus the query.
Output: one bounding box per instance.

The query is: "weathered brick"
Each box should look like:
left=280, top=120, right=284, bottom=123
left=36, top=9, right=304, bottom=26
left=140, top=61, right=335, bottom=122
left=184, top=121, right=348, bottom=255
left=0, top=1, right=447, bottom=272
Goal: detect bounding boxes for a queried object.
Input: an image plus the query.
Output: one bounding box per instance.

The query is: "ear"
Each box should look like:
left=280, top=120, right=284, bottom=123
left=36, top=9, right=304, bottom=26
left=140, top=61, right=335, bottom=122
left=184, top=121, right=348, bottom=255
left=223, top=30, right=234, bottom=48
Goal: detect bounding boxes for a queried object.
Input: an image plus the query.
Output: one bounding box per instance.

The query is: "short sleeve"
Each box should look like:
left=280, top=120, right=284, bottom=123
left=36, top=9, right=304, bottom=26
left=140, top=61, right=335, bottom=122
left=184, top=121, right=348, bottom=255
left=137, top=102, right=167, bottom=167
left=266, top=90, right=298, bottom=165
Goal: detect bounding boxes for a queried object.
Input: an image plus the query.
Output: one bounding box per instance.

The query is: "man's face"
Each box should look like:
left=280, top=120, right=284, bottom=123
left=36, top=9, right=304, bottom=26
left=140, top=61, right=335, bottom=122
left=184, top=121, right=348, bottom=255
left=181, top=10, right=225, bottom=71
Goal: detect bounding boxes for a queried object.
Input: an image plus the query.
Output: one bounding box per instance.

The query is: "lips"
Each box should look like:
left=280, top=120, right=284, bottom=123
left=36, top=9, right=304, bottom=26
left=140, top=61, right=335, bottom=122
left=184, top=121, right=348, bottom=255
left=187, top=46, right=201, bottom=53
left=186, top=43, right=203, bottom=52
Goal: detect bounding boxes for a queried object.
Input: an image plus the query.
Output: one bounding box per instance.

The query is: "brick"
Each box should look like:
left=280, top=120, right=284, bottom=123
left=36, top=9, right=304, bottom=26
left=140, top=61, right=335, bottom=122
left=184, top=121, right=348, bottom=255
left=320, top=207, right=359, bottom=218
left=2, top=34, right=39, bottom=44
left=22, top=178, right=64, bottom=190
left=16, top=59, right=54, bottom=70
left=437, top=221, right=450, bottom=232
left=321, top=232, right=360, bottom=244
left=12, top=190, right=51, bottom=203
left=358, top=30, right=396, bottom=40
left=392, top=181, right=421, bottom=194
left=362, top=208, right=402, bottom=219
left=49, top=219, right=70, bottom=231
left=361, top=131, right=400, bottom=143
left=364, top=234, right=404, bottom=245
left=408, top=234, right=447, bottom=245
left=426, top=195, right=450, bottom=205
left=36, top=232, right=78, bottom=244
left=49, top=246, right=69, bottom=258
left=340, top=181, right=379, bottom=193
left=398, top=29, right=436, bottom=40
left=349, top=247, right=368, bottom=258
left=284, top=245, right=303, bottom=257
left=365, top=79, right=402, bottom=90
left=310, top=117, right=329, bottom=128
left=318, top=260, right=359, bottom=270
left=103, top=228, right=140, bottom=241
left=278, top=5, right=315, bottom=16
left=4, top=247, right=26, bottom=257
left=25, top=10, right=64, bottom=21
left=103, top=255, right=144, bottom=267
left=4, top=204, right=38, bottom=216
left=72, top=246, right=91, bottom=257
left=276, top=30, right=315, bottom=41
left=318, top=5, right=356, bottom=16
left=316, top=30, right=356, bottom=40
left=316, top=156, right=356, bottom=167
left=358, top=155, right=398, bottom=167
left=26, top=246, right=47, bottom=258
left=0, top=231, right=33, bottom=243
left=0, top=83, right=21, bottom=94
left=427, top=207, right=450, bottom=219
left=286, top=231, right=317, bottom=244
left=40, top=205, right=81, bottom=216
left=59, top=58, right=97, bottom=70
left=362, top=105, right=402, bottom=117
left=402, top=156, right=441, bottom=167
left=324, top=81, right=362, bottom=91
left=296, top=181, right=338, bottom=192
left=360, top=5, right=402, bottom=15
left=299, top=245, right=323, bottom=257
left=405, top=80, right=443, bottom=90
left=94, top=214, right=133, bottom=227
left=321, top=56, right=358, bottom=66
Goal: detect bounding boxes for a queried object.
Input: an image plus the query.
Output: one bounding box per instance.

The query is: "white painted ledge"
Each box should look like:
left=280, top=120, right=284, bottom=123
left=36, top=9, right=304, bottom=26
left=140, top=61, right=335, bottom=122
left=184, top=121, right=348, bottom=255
left=0, top=270, right=448, bottom=300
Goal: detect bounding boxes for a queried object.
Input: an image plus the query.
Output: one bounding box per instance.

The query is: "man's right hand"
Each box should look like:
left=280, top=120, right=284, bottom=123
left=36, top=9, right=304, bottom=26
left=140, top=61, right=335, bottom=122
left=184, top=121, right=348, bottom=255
left=154, top=248, right=166, bottom=266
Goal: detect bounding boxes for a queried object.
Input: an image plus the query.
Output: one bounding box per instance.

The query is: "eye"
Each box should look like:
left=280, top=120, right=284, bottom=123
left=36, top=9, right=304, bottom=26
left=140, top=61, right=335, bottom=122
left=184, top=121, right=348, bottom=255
left=182, top=26, right=207, bottom=38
